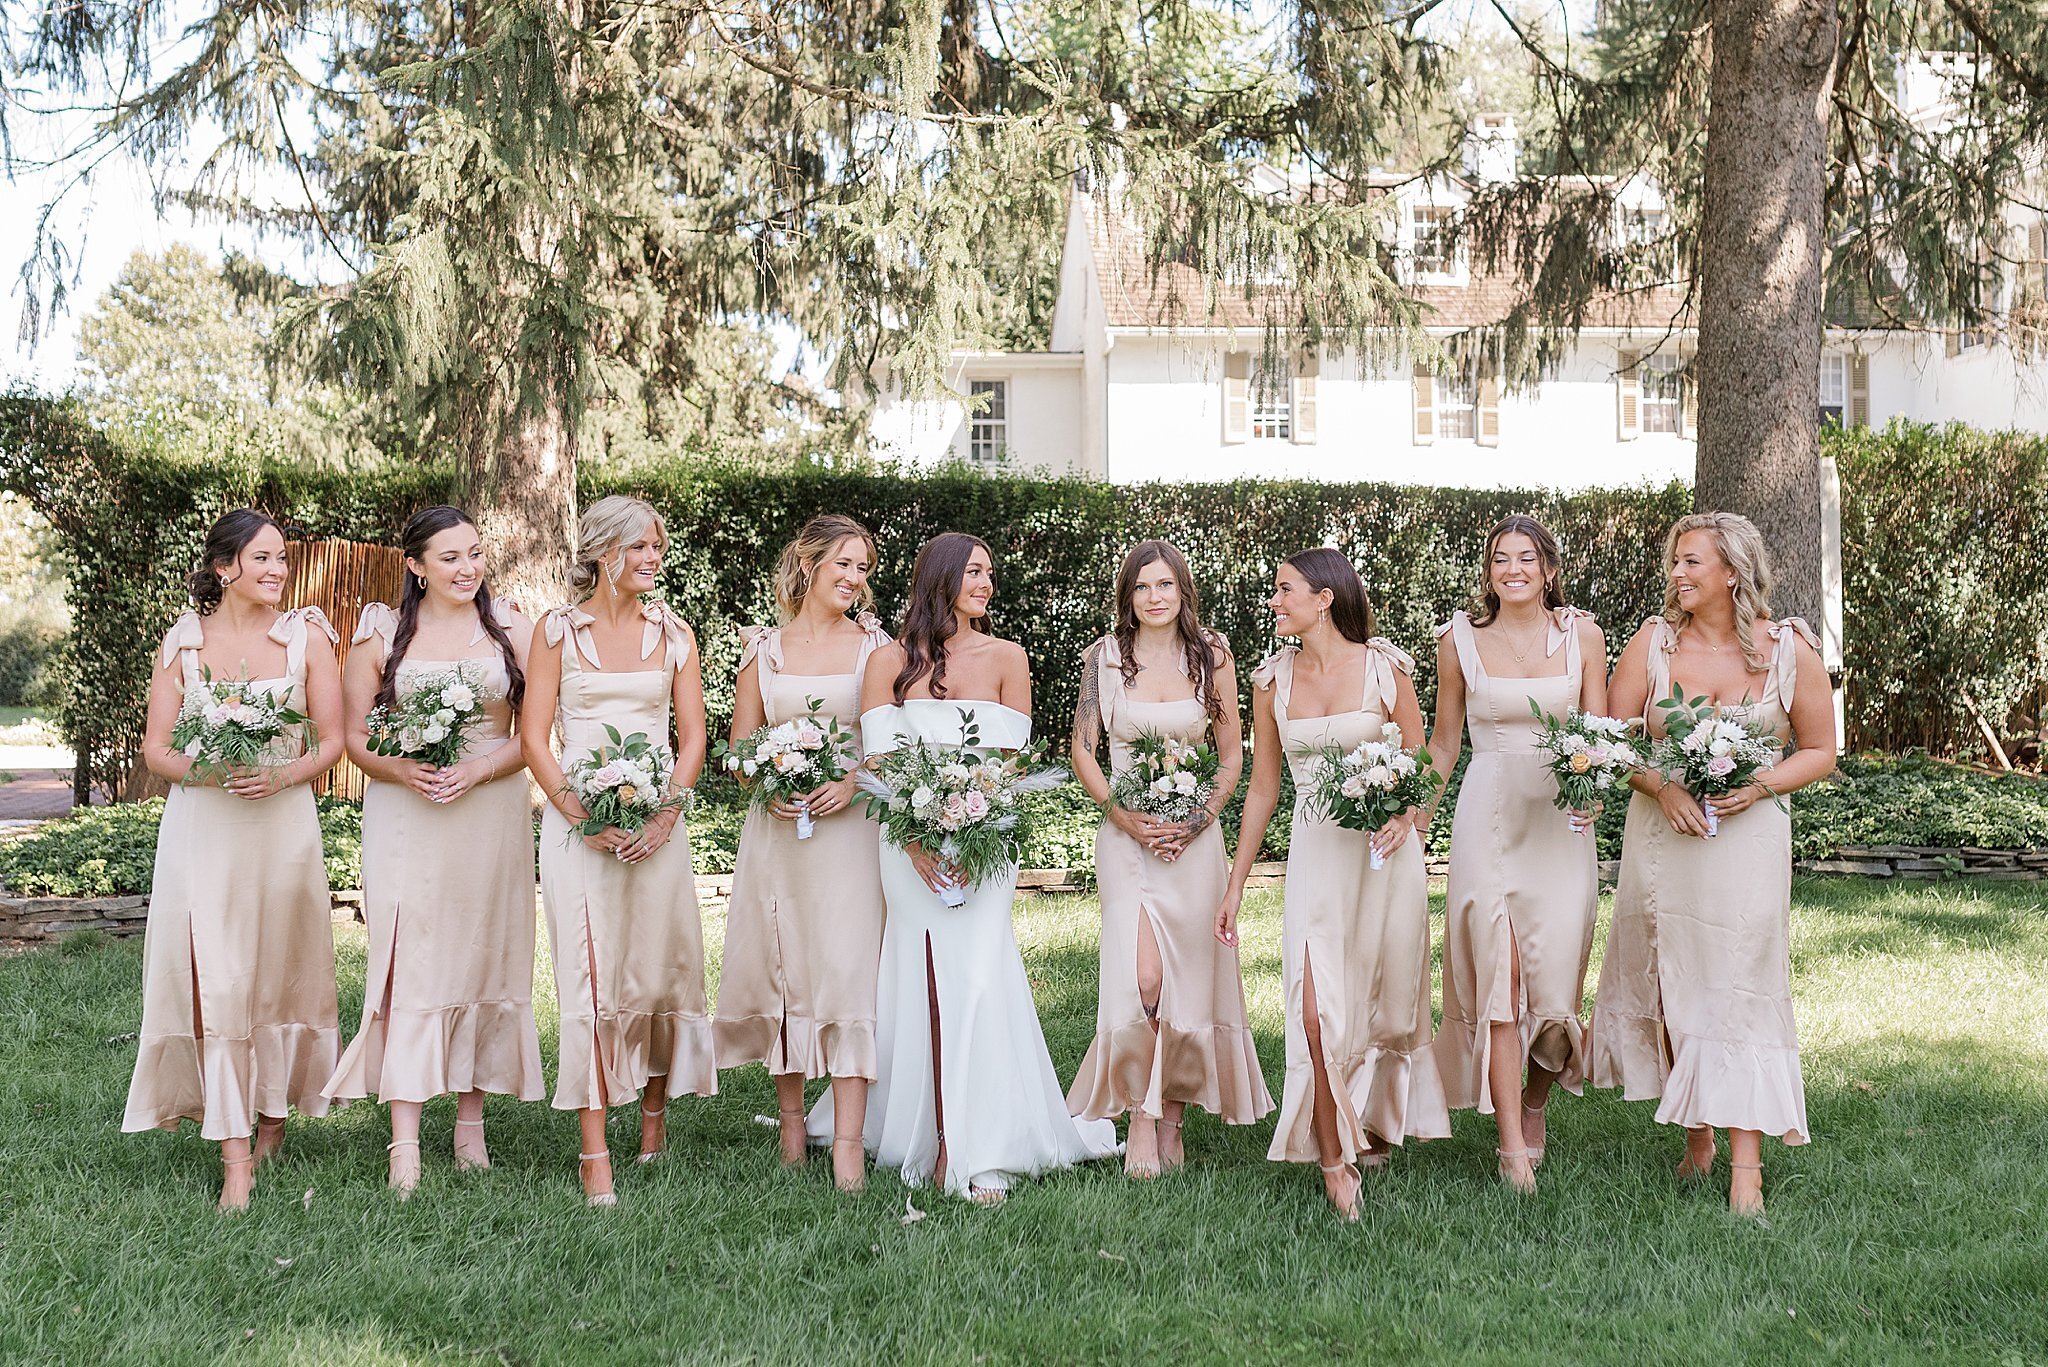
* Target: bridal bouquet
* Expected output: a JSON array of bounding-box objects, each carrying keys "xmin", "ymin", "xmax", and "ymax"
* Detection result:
[
  {"xmin": 562, "ymin": 726, "xmax": 693, "ymax": 838},
  {"xmin": 855, "ymin": 708, "xmax": 1069, "ymax": 906},
  {"xmin": 364, "ymin": 662, "xmax": 497, "ymax": 770},
  {"xmin": 1529, "ymin": 702, "xmax": 1640, "ymax": 831},
  {"xmin": 171, "ymin": 668, "xmax": 315, "ymax": 785},
  {"xmin": 1109, "ymin": 730, "xmax": 1220, "ymax": 824},
  {"xmin": 1646, "ymin": 686, "xmax": 1783, "ymax": 836},
  {"xmin": 714, "ymin": 699, "xmax": 859, "ymax": 839},
  {"xmin": 1297, "ymin": 722, "xmax": 1443, "ymax": 869}
]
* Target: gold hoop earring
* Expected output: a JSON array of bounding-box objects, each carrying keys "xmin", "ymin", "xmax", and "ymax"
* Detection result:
[{"xmin": 417, "ymin": 574, "xmax": 427, "ymax": 592}]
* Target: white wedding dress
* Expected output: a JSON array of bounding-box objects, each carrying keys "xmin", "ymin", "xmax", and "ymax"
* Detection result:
[{"xmin": 810, "ymin": 699, "xmax": 1119, "ymax": 1195}]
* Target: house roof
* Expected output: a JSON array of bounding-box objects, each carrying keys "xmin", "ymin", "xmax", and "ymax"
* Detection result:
[{"xmin": 1078, "ymin": 190, "xmax": 1893, "ymax": 336}]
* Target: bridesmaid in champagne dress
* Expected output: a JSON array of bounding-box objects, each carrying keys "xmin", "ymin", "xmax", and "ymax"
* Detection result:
[
  {"xmin": 1590, "ymin": 512, "xmax": 1836, "ymax": 1219},
  {"xmin": 124, "ymin": 510, "xmax": 345, "ymax": 1212},
  {"xmin": 811, "ymin": 532, "xmax": 1118, "ymax": 1204},
  {"xmin": 521, "ymin": 495, "xmax": 716, "ymax": 1207},
  {"xmin": 323, "ymin": 506, "xmax": 544, "ymax": 1195},
  {"xmin": 715, "ymin": 514, "xmax": 890, "ymax": 1193},
  {"xmin": 1218, "ymin": 548, "xmax": 1449, "ymax": 1221},
  {"xmin": 1066, "ymin": 541, "xmax": 1272, "ymax": 1176},
  {"xmin": 1427, "ymin": 515, "xmax": 1608, "ymax": 1194}
]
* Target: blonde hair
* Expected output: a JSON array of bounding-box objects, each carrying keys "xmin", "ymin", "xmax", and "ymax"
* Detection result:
[
  {"xmin": 773, "ymin": 514, "xmax": 878, "ymax": 623},
  {"xmin": 1661, "ymin": 511, "xmax": 1773, "ymax": 671},
  {"xmin": 569, "ymin": 495, "xmax": 668, "ymax": 599}
]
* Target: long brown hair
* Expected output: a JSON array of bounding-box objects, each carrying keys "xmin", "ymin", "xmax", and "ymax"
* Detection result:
[
  {"xmin": 1112, "ymin": 540, "xmax": 1223, "ymax": 721},
  {"xmin": 892, "ymin": 532, "xmax": 992, "ymax": 703},
  {"xmin": 1283, "ymin": 547, "xmax": 1377, "ymax": 644},
  {"xmin": 378, "ymin": 506, "xmax": 526, "ymax": 711},
  {"xmin": 1470, "ymin": 514, "xmax": 1567, "ymax": 627}
]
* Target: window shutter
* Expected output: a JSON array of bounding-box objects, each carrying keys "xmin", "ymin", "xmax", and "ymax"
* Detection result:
[
  {"xmin": 1411, "ymin": 364, "xmax": 1435, "ymax": 445},
  {"xmin": 1616, "ymin": 348, "xmax": 1639, "ymax": 441},
  {"xmin": 1222, "ymin": 352, "xmax": 1250, "ymax": 445},
  {"xmin": 1848, "ymin": 351, "xmax": 1870, "ymax": 428},
  {"xmin": 2030, "ymin": 221, "xmax": 2047, "ymax": 299},
  {"xmin": 1679, "ymin": 349, "xmax": 1698, "ymax": 437},
  {"xmin": 1476, "ymin": 374, "xmax": 1500, "ymax": 447},
  {"xmin": 1291, "ymin": 351, "xmax": 1319, "ymax": 445}
]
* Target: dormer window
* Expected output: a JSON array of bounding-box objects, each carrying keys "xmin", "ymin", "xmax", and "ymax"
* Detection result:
[{"xmin": 1410, "ymin": 205, "xmax": 1462, "ymax": 281}]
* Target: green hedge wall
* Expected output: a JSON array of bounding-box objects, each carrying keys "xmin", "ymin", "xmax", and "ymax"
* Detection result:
[{"xmin": 4, "ymin": 391, "xmax": 2043, "ymax": 799}]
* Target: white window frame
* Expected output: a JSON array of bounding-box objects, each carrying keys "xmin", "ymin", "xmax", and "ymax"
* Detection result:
[
  {"xmin": 1639, "ymin": 353, "xmax": 1683, "ymax": 434},
  {"xmin": 967, "ymin": 378, "xmax": 1008, "ymax": 465},
  {"xmin": 1408, "ymin": 204, "xmax": 1465, "ymax": 283},
  {"xmin": 1436, "ymin": 360, "xmax": 1478, "ymax": 440},
  {"xmin": 1250, "ymin": 355, "xmax": 1293, "ymax": 441},
  {"xmin": 1619, "ymin": 205, "xmax": 1676, "ymax": 284},
  {"xmin": 1819, "ymin": 354, "xmax": 1847, "ymax": 426}
]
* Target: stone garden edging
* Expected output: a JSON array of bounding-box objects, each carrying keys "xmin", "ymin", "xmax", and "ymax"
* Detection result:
[{"xmin": 5, "ymin": 846, "xmax": 2042, "ymax": 945}]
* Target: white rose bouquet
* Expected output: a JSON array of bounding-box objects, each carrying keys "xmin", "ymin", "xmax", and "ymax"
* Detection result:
[
  {"xmin": 854, "ymin": 708, "xmax": 1069, "ymax": 906},
  {"xmin": 170, "ymin": 668, "xmax": 316, "ymax": 786},
  {"xmin": 1529, "ymin": 702, "xmax": 1641, "ymax": 832},
  {"xmin": 562, "ymin": 725, "xmax": 694, "ymax": 838},
  {"xmin": 1109, "ymin": 729, "xmax": 1220, "ymax": 824},
  {"xmin": 1646, "ymin": 686, "xmax": 1784, "ymax": 836},
  {"xmin": 364, "ymin": 662, "xmax": 498, "ymax": 770},
  {"xmin": 1297, "ymin": 721, "xmax": 1444, "ymax": 869},
  {"xmin": 713, "ymin": 697, "xmax": 859, "ymax": 839}
]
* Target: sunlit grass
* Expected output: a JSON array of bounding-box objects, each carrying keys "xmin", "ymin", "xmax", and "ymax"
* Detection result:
[{"xmin": 2, "ymin": 877, "xmax": 2044, "ymax": 1363}]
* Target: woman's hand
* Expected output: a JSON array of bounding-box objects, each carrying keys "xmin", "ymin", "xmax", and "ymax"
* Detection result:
[
  {"xmin": 1109, "ymin": 805, "xmax": 1180, "ymax": 858},
  {"xmin": 1568, "ymin": 801, "xmax": 1603, "ymax": 834},
  {"xmin": 1214, "ymin": 886, "xmax": 1243, "ymax": 948},
  {"xmin": 1655, "ymin": 781, "xmax": 1711, "ymax": 838},
  {"xmin": 1370, "ymin": 809, "xmax": 1420, "ymax": 863},
  {"xmin": 1707, "ymin": 784, "xmax": 1768, "ymax": 820},
  {"xmin": 906, "ymin": 842, "xmax": 959, "ymax": 894},
  {"xmin": 800, "ymin": 774, "xmax": 862, "ymax": 820},
  {"xmin": 617, "ymin": 808, "xmax": 678, "ymax": 865},
  {"xmin": 427, "ymin": 756, "xmax": 491, "ymax": 804},
  {"xmin": 225, "ymin": 764, "xmax": 290, "ymax": 801}
]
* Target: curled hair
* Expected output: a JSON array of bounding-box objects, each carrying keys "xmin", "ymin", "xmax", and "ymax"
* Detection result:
[
  {"xmin": 1470, "ymin": 514, "xmax": 1568, "ymax": 627},
  {"xmin": 187, "ymin": 508, "xmax": 284, "ymax": 616},
  {"xmin": 1661, "ymin": 511, "xmax": 1774, "ymax": 672},
  {"xmin": 1112, "ymin": 540, "xmax": 1224, "ymax": 721},
  {"xmin": 377, "ymin": 505, "xmax": 526, "ymax": 712},
  {"xmin": 893, "ymin": 531, "xmax": 992, "ymax": 703},
  {"xmin": 1282, "ymin": 547, "xmax": 1377, "ymax": 645},
  {"xmin": 568, "ymin": 495, "xmax": 667, "ymax": 600},
  {"xmin": 773, "ymin": 514, "xmax": 877, "ymax": 623}
]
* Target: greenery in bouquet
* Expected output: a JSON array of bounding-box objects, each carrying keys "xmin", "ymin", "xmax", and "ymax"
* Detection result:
[
  {"xmin": 364, "ymin": 662, "xmax": 497, "ymax": 769},
  {"xmin": 561, "ymin": 725, "xmax": 693, "ymax": 838},
  {"xmin": 169, "ymin": 666, "xmax": 314, "ymax": 785},
  {"xmin": 1109, "ymin": 729, "xmax": 1220, "ymax": 824}
]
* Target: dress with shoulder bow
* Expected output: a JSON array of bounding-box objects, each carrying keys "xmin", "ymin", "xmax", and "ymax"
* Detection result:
[
  {"xmin": 124, "ymin": 607, "xmax": 342, "ymax": 1139},
  {"xmin": 324, "ymin": 600, "xmax": 545, "ymax": 1106},
  {"xmin": 1254, "ymin": 639, "xmax": 1451, "ymax": 1164},
  {"xmin": 714, "ymin": 614, "xmax": 891, "ymax": 1080},
  {"xmin": 536, "ymin": 599, "xmax": 717, "ymax": 1110},
  {"xmin": 1589, "ymin": 616, "xmax": 1817, "ymax": 1143}
]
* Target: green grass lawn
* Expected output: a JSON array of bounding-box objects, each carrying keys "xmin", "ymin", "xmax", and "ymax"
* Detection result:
[{"xmin": 3, "ymin": 877, "xmax": 2046, "ymax": 1364}]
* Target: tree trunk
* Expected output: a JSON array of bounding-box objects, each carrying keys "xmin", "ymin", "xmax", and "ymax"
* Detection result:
[
  {"xmin": 471, "ymin": 398, "xmax": 576, "ymax": 616},
  {"xmin": 1694, "ymin": 0, "xmax": 1839, "ymax": 625}
]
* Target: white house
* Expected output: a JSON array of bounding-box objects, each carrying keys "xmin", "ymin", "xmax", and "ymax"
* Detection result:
[{"xmin": 870, "ymin": 114, "xmax": 2048, "ymax": 488}]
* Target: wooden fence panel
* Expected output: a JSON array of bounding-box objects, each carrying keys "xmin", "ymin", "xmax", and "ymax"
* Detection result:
[{"xmin": 288, "ymin": 539, "xmax": 406, "ymax": 801}]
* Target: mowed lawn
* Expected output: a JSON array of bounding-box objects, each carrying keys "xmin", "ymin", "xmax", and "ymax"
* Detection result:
[{"xmin": 3, "ymin": 877, "xmax": 2045, "ymax": 1365}]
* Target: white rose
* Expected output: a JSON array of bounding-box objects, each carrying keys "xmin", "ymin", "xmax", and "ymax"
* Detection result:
[
  {"xmin": 433, "ymin": 708, "xmax": 456, "ymax": 726},
  {"xmin": 1364, "ymin": 764, "xmax": 1393, "ymax": 788},
  {"xmin": 443, "ymin": 684, "xmax": 476, "ymax": 712},
  {"xmin": 1174, "ymin": 771, "xmax": 1198, "ymax": 794},
  {"xmin": 742, "ymin": 759, "xmax": 759, "ymax": 778},
  {"xmin": 1708, "ymin": 736, "xmax": 1734, "ymax": 757},
  {"xmin": 911, "ymin": 784, "xmax": 938, "ymax": 813},
  {"xmin": 422, "ymin": 724, "xmax": 448, "ymax": 744},
  {"xmin": 1151, "ymin": 776, "xmax": 1174, "ymax": 796}
]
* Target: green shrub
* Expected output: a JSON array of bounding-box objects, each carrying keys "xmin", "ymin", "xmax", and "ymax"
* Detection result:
[
  {"xmin": 0, "ymin": 617, "xmax": 63, "ymax": 707},
  {"xmin": 7, "ymin": 754, "xmax": 2036, "ymax": 899}
]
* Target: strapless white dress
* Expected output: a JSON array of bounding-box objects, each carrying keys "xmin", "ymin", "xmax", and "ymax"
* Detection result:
[{"xmin": 810, "ymin": 699, "xmax": 1118, "ymax": 1195}]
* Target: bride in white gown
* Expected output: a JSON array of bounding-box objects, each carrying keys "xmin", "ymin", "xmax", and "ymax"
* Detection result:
[{"xmin": 811, "ymin": 532, "xmax": 1117, "ymax": 1201}]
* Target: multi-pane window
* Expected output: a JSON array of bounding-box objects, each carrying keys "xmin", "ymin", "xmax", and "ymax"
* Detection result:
[
  {"xmin": 1251, "ymin": 356, "xmax": 1292, "ymax": 441},
  {"xmin": 1640, "ymin": 353, "xmax": 1683, "ymax": 434},
  {"xmin": 968, "ymin": 379, "xmax": 1007, "ymax": 464},
  {"xmin": 1621, "ymin": 207, "xmax": 1674, "ymax": 282},
  {"xmin": 1437, "ymin": 361, "xmax": 1478, "ymax": 439},
  {"xmin": 1411, "ymin": 206, "xmax": 1456, "ymax": 277},
  {"xmin": 1819, "ymin": 354, "xmax": 1846, "ymax": 426}
]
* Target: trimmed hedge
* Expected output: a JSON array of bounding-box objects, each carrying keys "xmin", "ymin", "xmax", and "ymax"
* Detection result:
[
  {"xmin": 3, "ymin": 394, "xmax": 2043, "ymax": 797},
  {"xmin": 3, "ymin": 753, "xmax": 2041, "ymax": 898}
]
